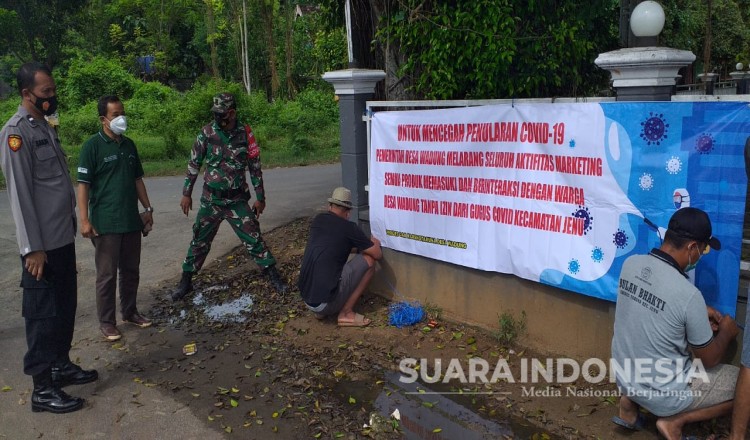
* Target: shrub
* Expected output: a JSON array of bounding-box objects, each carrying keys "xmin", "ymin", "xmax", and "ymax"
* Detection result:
[
  {"xmin": 0, "ymin": 96, "xmax": 19, "ymax": 123},
  {"xmin": 180, "ymin": 79, "xmax": 246, "ymax": 132},
  {"xmin": 125, "ymin": 96, "xmax": 174, "ymax": 133},
  {"xmin": 125, "ymin": 84, "xmax": 181, "ymax": 133},
  {"xmin": 245, "ymin": 91, "xmax": 272, "ymax": 125},
  {"xmin": 162, "ymin": 121, "xmax": 191, "ymax": 159},
  {"xmin": 132, "ymin": 81, "xmax": 179, "ymax": 103},
  {"xmin": 296, "ymin": 87, "xmax": 338, "ymax": 123},
  {"xmin": 58, "ymin": 101, "xmax": 100, "ymax": 146},
  {"xmin": 60, "ymin": 57, "xmax": 138, "ymax": 107},
  {"xmin": 288, "ymin": 131, "xmax": 314, "ymax": 157},
  {"xmin": 276, "ymin": 100, "xmax": 304, "ymax": 131},
  {"xmin": 267, "ymin": 87, "xmax": 339, "ymax": 135}
]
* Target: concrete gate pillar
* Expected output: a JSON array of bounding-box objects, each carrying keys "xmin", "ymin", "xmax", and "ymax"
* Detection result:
[
  {"xmin": 323, "ymin": 69, "xmax": 386, "ymax": 223},
  {"xmin": 730, "ymin": 66, "xmax": 750, "ymax": 95},
  {"xmin": 595, "ymin": 47, "xmax": 695, "ymax": 101},
  {"xmin": 698, "ymin": 72, "xmax": 719, "ymax": 95},
  {"xmin": 596, "ymin": 1, "xmax": 694, "ymax": 101}
]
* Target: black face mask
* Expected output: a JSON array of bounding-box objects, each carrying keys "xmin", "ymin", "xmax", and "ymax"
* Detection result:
[
  {"xmin": 214, "ymin": 113, "xmax": 230, "ymax": 128},
  {"xmin": 31, "ymin": 92, "xmax": 58, "ymax": 116}
]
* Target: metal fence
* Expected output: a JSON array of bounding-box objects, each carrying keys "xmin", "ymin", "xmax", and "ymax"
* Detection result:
[{"xmin": 675, "ymin": 80, "xmax": 740, "ymax": 96}]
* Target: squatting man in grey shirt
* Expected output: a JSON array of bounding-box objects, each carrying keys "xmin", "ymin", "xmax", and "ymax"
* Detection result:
[{"xmin": 610, "ymin": 207, "xmax": 739, "ymax": 440}]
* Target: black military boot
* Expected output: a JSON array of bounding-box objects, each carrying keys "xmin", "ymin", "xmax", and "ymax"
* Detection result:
[
  {"xmin": 171, "ymin": 271, "xmax": 194, "ymax": 301},
  {"xmin": 31, "ymin": 369, "xmax": 84, "ymax": 414},
  {"xmin": 51, "ymin": 362, "xmax": 98, "ymax": 387},
  {"xmin": 263, "ymin": 265, "xmax": 289, "ymax": 294}
]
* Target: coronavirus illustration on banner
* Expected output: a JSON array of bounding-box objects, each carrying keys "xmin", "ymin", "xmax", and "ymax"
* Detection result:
[{"xmin": 369, "ymin": 102, "xmax": 750, "ymax": 315}]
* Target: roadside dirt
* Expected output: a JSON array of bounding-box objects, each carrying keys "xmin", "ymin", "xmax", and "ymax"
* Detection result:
[{"xmin": 125, "ymin": 217, "xmax": 732, "ymax": 439}]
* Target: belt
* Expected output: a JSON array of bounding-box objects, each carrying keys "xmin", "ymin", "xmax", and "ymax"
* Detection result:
[{"xmin": 206, "ymin": 186, "xmax": 246, "ymax": 199}]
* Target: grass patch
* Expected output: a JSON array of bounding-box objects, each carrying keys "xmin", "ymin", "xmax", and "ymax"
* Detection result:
[
  {"xmin": 423, "ymin": 302, "xmax": 443, "ymax": 321},
  {"xmin": 2, "ymin": 125, "xmax": 341, "ymax": 191},
  {"xmin": 1, "ymin": 86, "xmax": 342, "ymax": 190},
  {"xmin": 142, "ymin": 158, "xmax": 191, "ymax": 178},
  {"xmin": 494, "ymin": 311, "xmax": 527, "ymax": 347},
  {"xmin": 264, "ymin": 126, "xmax": 341, "ymax": 167}
]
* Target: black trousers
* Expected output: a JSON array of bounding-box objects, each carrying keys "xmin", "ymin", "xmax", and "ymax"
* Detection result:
[{"xmin": 21, "ymin": 243, "xmax": 77, "ymax": 377}]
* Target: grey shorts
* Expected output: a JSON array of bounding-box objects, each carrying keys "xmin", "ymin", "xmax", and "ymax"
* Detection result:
[
  {"xmin": 307, "ymin": 254, "xmax": 370, "ymax": 316},
  {"xmin": 686, "ymin": 363, "xmax": 738, "ymax": 410}
]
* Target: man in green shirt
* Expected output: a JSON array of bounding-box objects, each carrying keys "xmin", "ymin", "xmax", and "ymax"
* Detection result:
[{"xmin": 77, "ymin": 95, "xmax": 154, "ymax": 341}]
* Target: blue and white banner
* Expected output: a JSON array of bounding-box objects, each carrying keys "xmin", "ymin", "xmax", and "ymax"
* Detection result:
[{"xmin": 369, "ymin": 102, "xmax": 750, "ymax": 315}]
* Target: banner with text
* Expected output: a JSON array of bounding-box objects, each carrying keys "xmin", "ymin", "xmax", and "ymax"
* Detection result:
[{"xmin": 369, "ymin": 102, "xmax": 750, "ymax": 315}]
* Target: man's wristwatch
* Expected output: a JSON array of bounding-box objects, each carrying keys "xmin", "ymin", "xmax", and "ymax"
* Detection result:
[{"xmin": 144, "ymin": 207, "xmax": 154, "ymax": 213}]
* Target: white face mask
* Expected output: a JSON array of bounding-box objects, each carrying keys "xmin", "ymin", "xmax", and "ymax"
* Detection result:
[
  {"xmin": 685, "ymin": 244, "xmax": 703, "ymax": 272},
  {"xmin": 108, "ymin": 115, "xmax": 127, "ymax": 135}
]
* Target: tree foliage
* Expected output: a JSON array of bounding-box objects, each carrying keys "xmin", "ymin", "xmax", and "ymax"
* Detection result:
[
  {"xmin": 376, "ymin": 0, "xmax": 618, "ymax": 99},
  {"xmin": 60, "ymin": 57, "xmax": 137, "ymax": 107},
  {"xmin": 660, "ymin": 0, "xmax": 750, "ymax": 73},
  {"xmin": 710, "ymin": 0, "xmax": 750, "ymax": 68},
  {"xmin": 0, "ymin": 0, "xmax": 87, "ymax": 68},
  {"xmin": 1, "ymin": 0, "xmax": 750, "ymax": 100}
]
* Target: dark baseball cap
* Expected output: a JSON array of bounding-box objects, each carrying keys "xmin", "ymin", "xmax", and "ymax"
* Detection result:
[
  {"xmin": 667, "ymin": 207, "xmax": 721, "ymax": 250},
  {"xmin": 211, "ymin": 93, "xmax": 236, "ymax": 114}
]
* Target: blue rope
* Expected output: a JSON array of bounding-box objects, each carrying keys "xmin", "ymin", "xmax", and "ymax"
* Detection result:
[
  {"xmin": 384, "ymin": 279, "xmax": 424, "ymax": 328},
  {"xmin": 388, "ymin": 301, "xmax": 424, "ymax": 328}
]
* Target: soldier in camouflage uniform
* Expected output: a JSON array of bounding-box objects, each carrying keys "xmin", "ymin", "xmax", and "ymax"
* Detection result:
[{"xmin": 172, "ymin": 93, "xmax": 288, "ymax": 301}]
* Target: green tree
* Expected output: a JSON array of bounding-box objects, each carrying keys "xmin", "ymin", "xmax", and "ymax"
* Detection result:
[
  {"xmin": 0, "ymin": 9, "xmax": 24, "ymax": 62},
  {"xmin": 661, "ymin": 0, "xmax": 706, "ymax": 56},
  {"xmin": 661, "ymin": 0, "xmax": 750, "ymax": 77},
  {"xmin": 204, "ymin": 0, "xmax": 228, "ymax": 78},
  {"xmin": 259, "ymin": 0, "xmax": 282, "ymax": 99},
  {"xmin": 105, "ymin": 0, "xmax": 202, "ymax": 80},
  {"xmin": 711, "ymin": 0, "xmax": 750, "ymax": 70},
  {"xmin": 0, "ymin": 0, "xmax": 87, "ymax": 67},
  {"xmin": 376, "ymin": 0, "xmax": 618, "ymax": 99}
]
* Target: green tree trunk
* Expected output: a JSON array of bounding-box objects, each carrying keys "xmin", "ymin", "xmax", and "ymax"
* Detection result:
[{"xmin": 285, "ymin": 0, "xmax": 296, "ymax": 98}]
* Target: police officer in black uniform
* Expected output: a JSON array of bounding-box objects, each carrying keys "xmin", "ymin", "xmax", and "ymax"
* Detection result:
[{"xmin": 0, "ymin": 62, "xmax": 98, "ymax": 414}]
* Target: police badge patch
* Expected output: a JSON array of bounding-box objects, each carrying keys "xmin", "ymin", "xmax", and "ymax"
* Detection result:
[{"xmin": 8, "ymin": 134, "xmax": 22, "ymax": 152}]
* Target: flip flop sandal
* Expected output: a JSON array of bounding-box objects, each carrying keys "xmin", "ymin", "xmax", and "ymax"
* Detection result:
[
  {"xmin": 611, "ymin": 412, "xmax": 646, "ymax": 431},
  {"xmin": 338, "ymin": 313, "xmax": 371, "ymax": 327}
]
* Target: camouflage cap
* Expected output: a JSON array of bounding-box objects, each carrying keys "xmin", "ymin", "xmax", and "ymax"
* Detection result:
[{"xmin": 211, "ymin": 93, "xmax": 236, "ymax": 114}]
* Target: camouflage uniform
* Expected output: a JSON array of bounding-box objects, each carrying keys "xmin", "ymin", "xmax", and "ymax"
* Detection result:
[{"xmin": 181, "ymin": 105, "xmax": 276, "ymax": 273}]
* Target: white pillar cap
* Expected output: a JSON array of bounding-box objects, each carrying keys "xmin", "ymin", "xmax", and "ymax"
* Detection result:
[{"xmin": 322, "ymin": 69, "xmax": 386, "ymax": 95}]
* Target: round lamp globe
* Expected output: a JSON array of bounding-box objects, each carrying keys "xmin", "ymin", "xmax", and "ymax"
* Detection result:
[{"xmin": 630, "ymin": 1, "xmax": 666, "ymax": 37}]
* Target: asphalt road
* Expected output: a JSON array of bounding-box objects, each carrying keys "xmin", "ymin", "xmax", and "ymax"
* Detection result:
[{"xmin": 0, "ymin": 163, "xmax": 340, "ymax": 439}]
